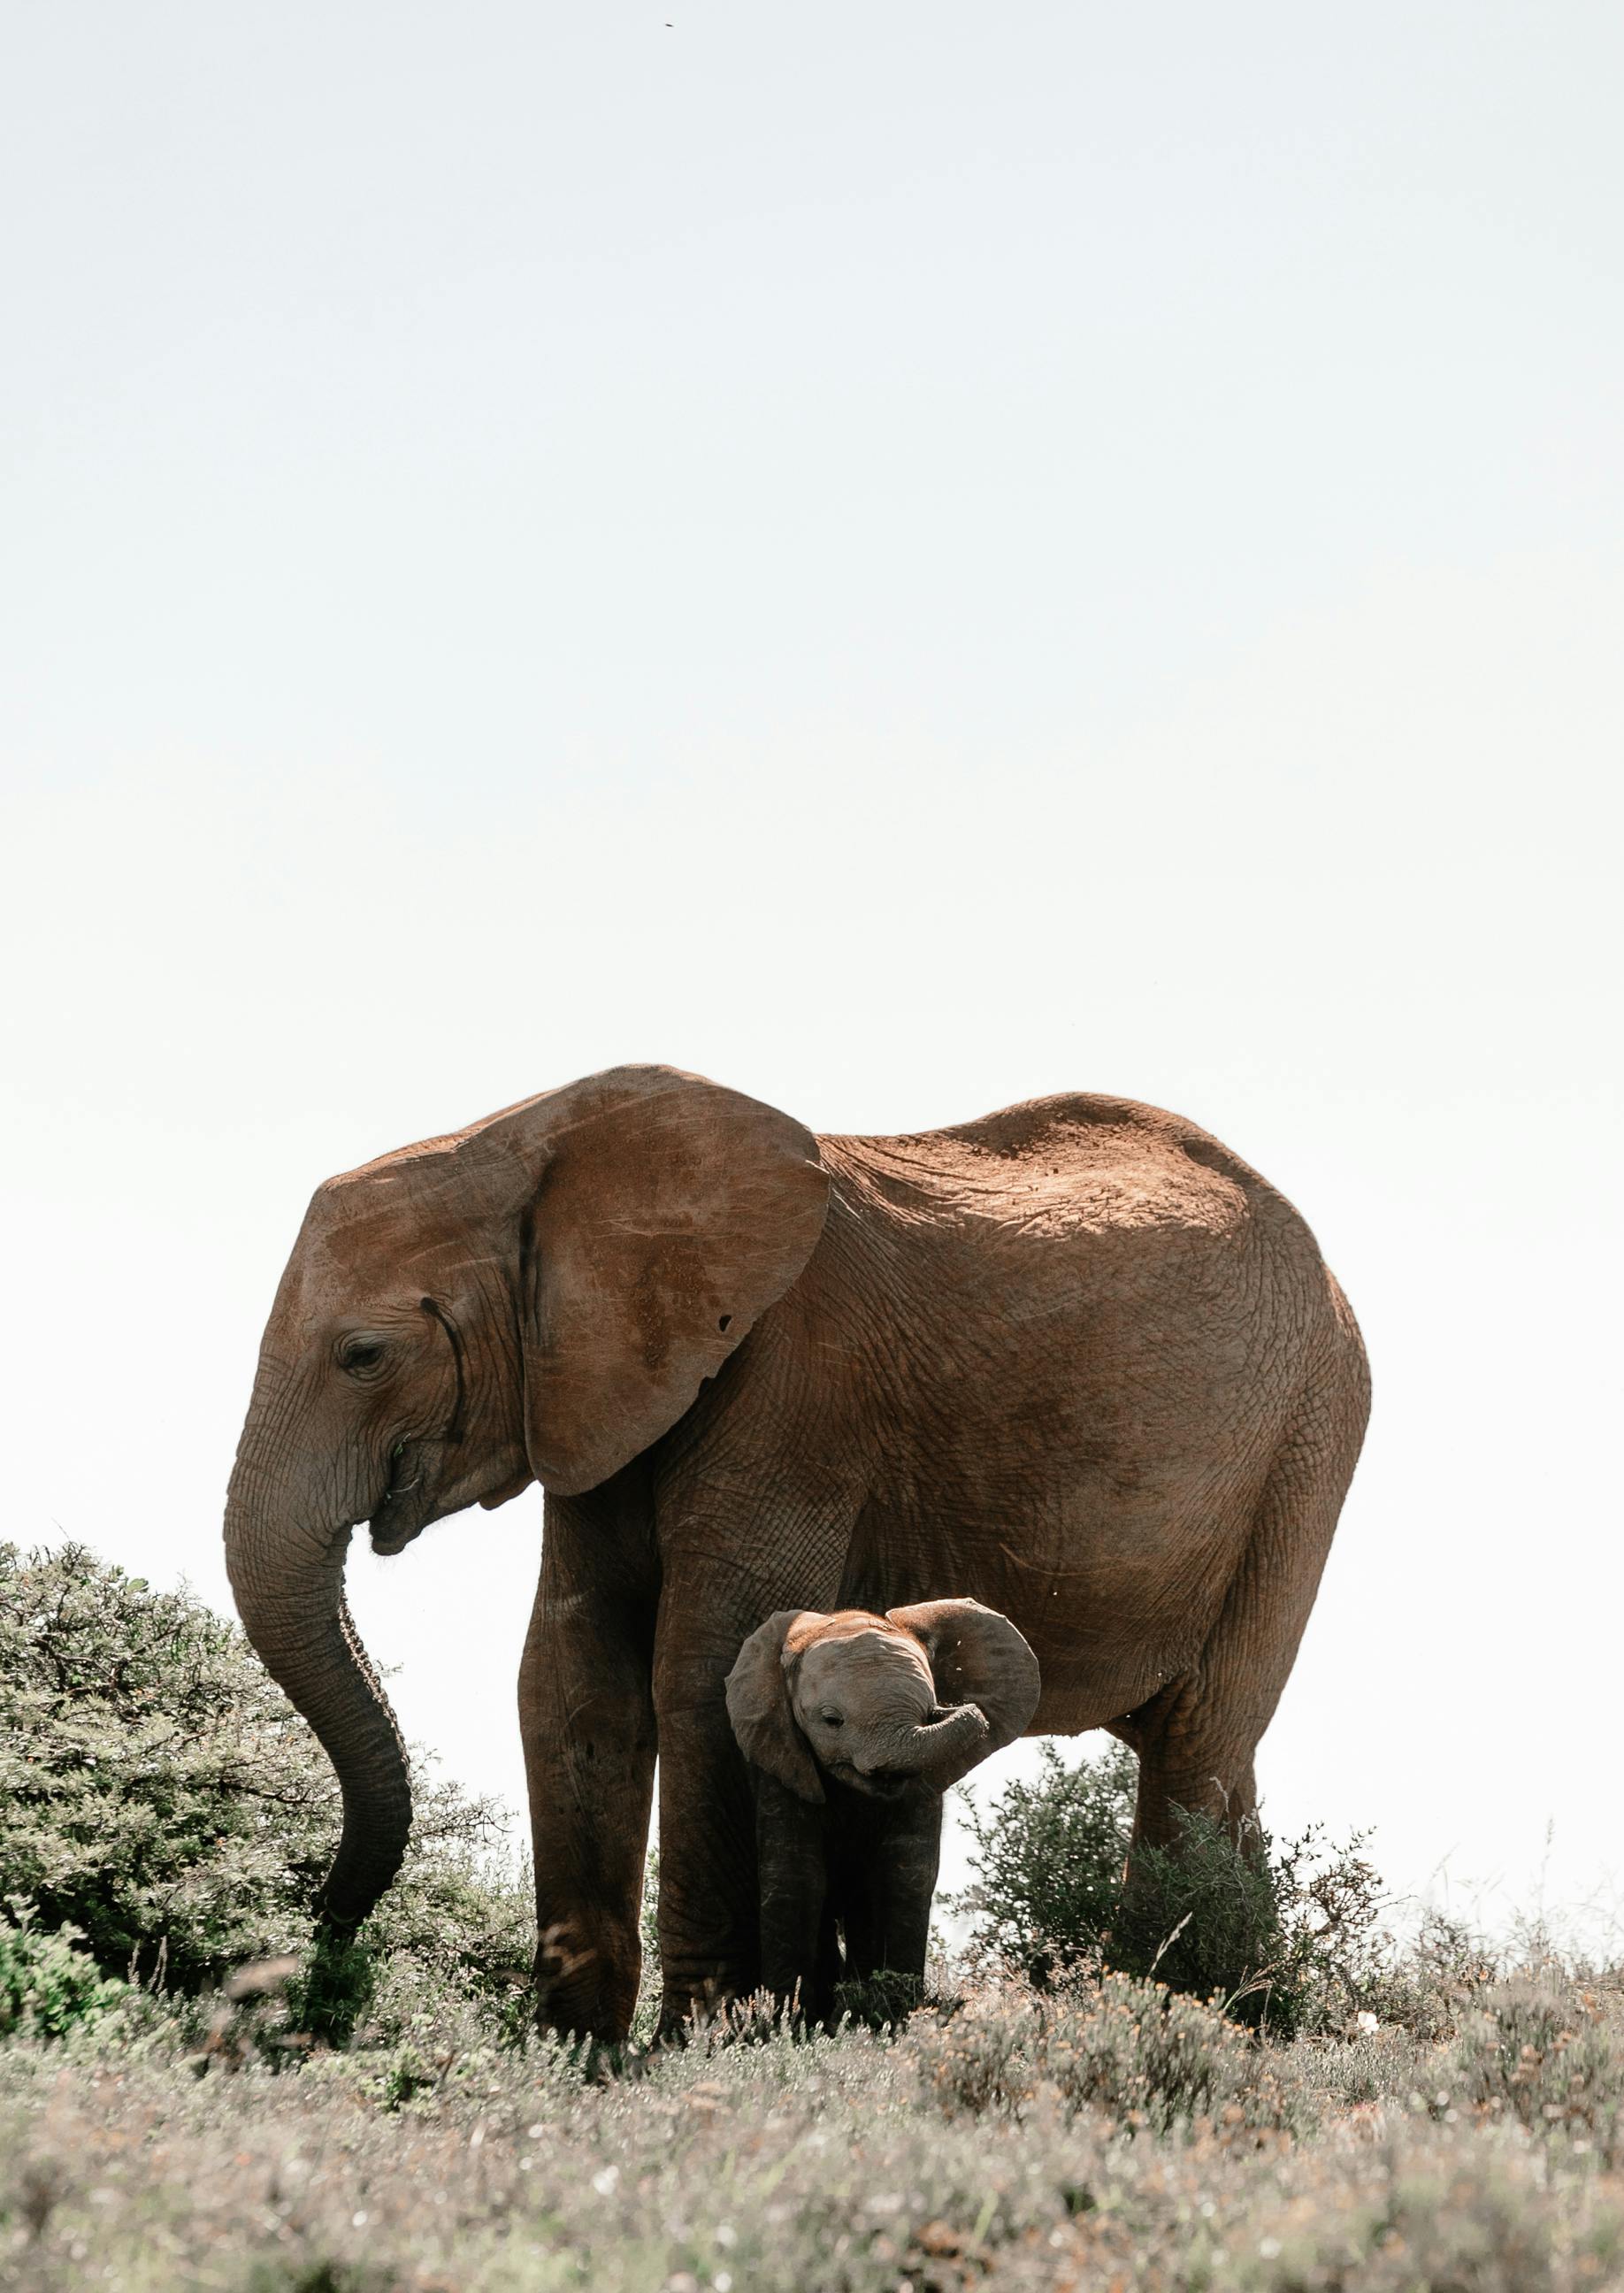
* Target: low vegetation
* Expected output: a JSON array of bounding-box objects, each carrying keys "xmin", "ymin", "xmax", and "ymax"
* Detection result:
[
  {"xmin": 951, "ymin": 1737, "xmax": 1450, "ymax": 2038},
  {"xmin": 10, "ymin": 1954, "xmax": 1624, "ymax": 2292},
  {"xmin": 0, "ymin": 1542, "xmax": 533, "ymax": 2041},
  {"xmin": 4, "ymin": 1543, "xmax": 1615, "ymax": 2290}
]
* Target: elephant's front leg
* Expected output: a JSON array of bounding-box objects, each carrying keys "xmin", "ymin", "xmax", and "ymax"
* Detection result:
[
  {"xmin": 835, "ymin": 1786, "xmax": 943, "ymax": 1990},
  {"xmin": 519, "ymin": 1493, "xmax": 657, "ymax": 2042}
]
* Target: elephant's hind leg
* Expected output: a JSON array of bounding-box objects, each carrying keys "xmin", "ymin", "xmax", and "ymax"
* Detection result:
[{"xmin": 1122, "ymin": 1308, "xmax": 1370, "ymax": 1863}]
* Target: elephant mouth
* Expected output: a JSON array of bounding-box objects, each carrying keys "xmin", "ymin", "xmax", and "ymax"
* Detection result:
[
  {"xmin": 369, "ymin": 1443, "xmax": 433, "ymax": 1555},
  {"xmin": 369, "ymin": 1517, "xmax": 424, "ymax": 1557},
  {"xmin": 831, "ymin": 1767, "xmax": 913, "ymax": 1804}
]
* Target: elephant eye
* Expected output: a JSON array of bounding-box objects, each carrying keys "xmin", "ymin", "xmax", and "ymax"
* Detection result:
[
  {"xmin": 820, "ymin": 1713, "xmax": 844, "ymax": 1729},
  {"xmin": 338, "ymin": 1337, "xmax": 387, "ymax": 1375}
]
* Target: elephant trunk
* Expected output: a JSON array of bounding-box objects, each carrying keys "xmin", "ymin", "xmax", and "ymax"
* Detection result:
[
  {"xmin": 898, "ymin": 1701, "xmax": 992, "ymax": 1794},
  {"xmin": 224, "ymin": 1430, "xmax": 411, "ymax": 1934}
]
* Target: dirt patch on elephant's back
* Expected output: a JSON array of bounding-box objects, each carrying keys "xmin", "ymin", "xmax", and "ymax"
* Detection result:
[{"xmin": 825, "ymin": 1096, "xmax": 1254, "ymax": 1239}]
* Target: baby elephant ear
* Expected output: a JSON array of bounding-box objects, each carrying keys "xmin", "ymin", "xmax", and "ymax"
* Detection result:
[
  {"xmin": 725, "ymin": 1612, "xmax": 826, "ymax": 1804},
  {"xmin": 885, "ymin": 1599, "xmax": 1041, "ymax": 1754}
]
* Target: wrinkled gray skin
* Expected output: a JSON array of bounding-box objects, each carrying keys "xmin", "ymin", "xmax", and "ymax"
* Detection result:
[
  {"xmin": 726, "ymin": 1602, "xmax": 1041, "ymax": 2014},
  {"xmin": 224, "ymin": 1063, "xmax": 1368, "ymax": 2041}
]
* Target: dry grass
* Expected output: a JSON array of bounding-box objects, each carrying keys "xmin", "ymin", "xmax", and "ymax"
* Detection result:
[{"xmin": 6, "ymin": 1961, "xmax": 1624, "ymax": 2292}]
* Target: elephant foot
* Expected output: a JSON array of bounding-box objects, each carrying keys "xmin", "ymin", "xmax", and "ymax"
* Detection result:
[{"xmin": 531, "ymin": 1919, "xmax": 640, "ymax": 2049}]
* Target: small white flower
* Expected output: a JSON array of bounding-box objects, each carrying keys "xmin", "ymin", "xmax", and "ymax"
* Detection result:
[
  {"xmin": 592, "ymin": 2165, "xmax": 620, "ymax": 2197},
  {"xmin": 1259, "ymin": 2236, "xmax": 1282, "ymax": 2258},
  {"xmin": 352, "ymin": 2211, "xmax": 368, "ymax": 2228},
  {"xmin": 1356, "ymin": 2011, "xmax": 1379, "ymax": 2034},
  {"xmin": 527, "ymin": 2122, "xmax": 545, "ymax": 2138},
  {"xmin": 716, "ymin": 2224, "xmax": 738, "ymax": 2248},
  {"xmin": 716, "ymin": 2276, "xmax": 734, "ymax": 2292}
]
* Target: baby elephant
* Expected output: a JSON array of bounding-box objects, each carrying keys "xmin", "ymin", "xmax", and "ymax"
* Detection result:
[{"xmin": 725, "ymin": 1599, "xmax": 1040, "ymax": 2017}]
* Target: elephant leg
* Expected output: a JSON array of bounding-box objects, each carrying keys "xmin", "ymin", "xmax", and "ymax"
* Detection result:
[
  {"xmin": 651, "ymin": 1557, "xmax": 806, "ymax": 2031},
  {"xmin": 1122, "ymin": 1344, "xmax": 1367, "ymax": 1867},
  {"xmin": 649, "ymin": 1491, "xmax": 859, "ymax": 2033},
  {"xmin": 653, "ymin": 1687, "xmax": 761, "ymax": 2031},
  {"xmin": 874, "ymin": 1790, "xmax": 943, "ymax": 1982},
  {"xmin": 815, "ymin": 1895, "xmax": 846, "ymax": 2015},
  {"xmin": 518, "ymin": 1493, "xmax": 657, "ymax": 2042},
  {"xmin": 1119, "ymin": 1679, "xmax": 1260, "ymax": 1859},
  {"xmin": 829, "ymin": 1808, "xmax": 875, "ymax": 1980},
  {"xmin": 752, "ymin": 1774, "xmax": 831, "ymax": 2021},
  {"xmin": 835, "ymin": 1790, "xmax": 940, "ymax": 1987}
]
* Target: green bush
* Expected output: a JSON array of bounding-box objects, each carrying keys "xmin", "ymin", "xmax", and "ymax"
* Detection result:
[
  {"xmin": 0, "ymin": 1542, "xmax": 532, "ymax": 2031},
  {"xmin": 1112, "ymin": 1806, "xmax": 1291, "ymax": 2012},
  {"xmin": 954, "ymin": 1739, "xmax": 1388, "ymax": 2034},
  {"xmin": 1109, "ymin": 1807, "xmax": 1375, "ymax": 2034},
  {"xmin": 954, "ymin": 1739, "xmax": 1136, "ymax": 1983},
  {"xmin": 0, "ymin": 1906, "xmax": 126, "ymax": 2042}
]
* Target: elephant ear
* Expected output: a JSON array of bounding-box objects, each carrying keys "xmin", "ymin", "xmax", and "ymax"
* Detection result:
[
  {"xmin": 482, "ymin": 1066, "xmax": 829, "ymax": 1497},
  {"xmin": 725, "ymin": 1611, "xmax": 826, "ymax": 1803},
  {"xmin": 886, "ymin": 1599, "xmax": 1041, "ymax": 1753}
]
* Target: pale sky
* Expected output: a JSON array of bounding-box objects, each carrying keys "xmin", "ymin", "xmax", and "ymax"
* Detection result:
[{"xmin": 4, "ymin": 4, "xmax": 1621, "ymax": 1935}]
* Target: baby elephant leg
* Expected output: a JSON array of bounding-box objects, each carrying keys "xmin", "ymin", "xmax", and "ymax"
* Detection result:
[
  {"xmin": 752, "ymin": 1772, "xmax": 831, "ymax": 2020},
  {"xmin": 834, "ymin": 1788, "xmax": 943, "ymax": 1989}
]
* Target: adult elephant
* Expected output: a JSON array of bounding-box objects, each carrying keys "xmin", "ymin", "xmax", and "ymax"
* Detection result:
[{"xmin": 224, "ymin": 1065, "xmax": 1368, "ymax": 2039}]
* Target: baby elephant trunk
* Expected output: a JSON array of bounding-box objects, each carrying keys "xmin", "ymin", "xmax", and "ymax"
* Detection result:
[{"xmin": 902, "ymin": 1701, "xmax": 992, "ymax": 1793}]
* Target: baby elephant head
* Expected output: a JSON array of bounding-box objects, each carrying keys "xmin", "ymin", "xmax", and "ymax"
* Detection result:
[{"xmin": 724, "ymin": 1599, "xmax": 1041, "ymax": 1804}]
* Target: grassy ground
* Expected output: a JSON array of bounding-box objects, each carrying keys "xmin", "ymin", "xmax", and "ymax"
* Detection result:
[
  {"xmin": 6, "ymin": 1959, "xmax": 1624, "ymax": 2292},
  {"xmin": 14, "ymin": 1547, "xmax": 1617, "ymax": 2288}
]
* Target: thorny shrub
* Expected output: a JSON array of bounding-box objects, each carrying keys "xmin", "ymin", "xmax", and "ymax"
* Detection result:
[
  {"xmin": 954, "ymin": 1739, "xmax": 1392, "ymax": 2034},
  {"xmin": 0, "ymin": 1542, "xmax": 532, "ymax": 2036}
]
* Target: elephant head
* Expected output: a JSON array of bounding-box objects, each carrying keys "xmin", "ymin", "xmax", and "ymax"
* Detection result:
[
  {"xmin": 724, "ymin": 1599, "xmax": 1041, "ymax": 1802},
  {"xmin": 224, "ymin": 1065, "xmax": 829, "ymax": 1931}
]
